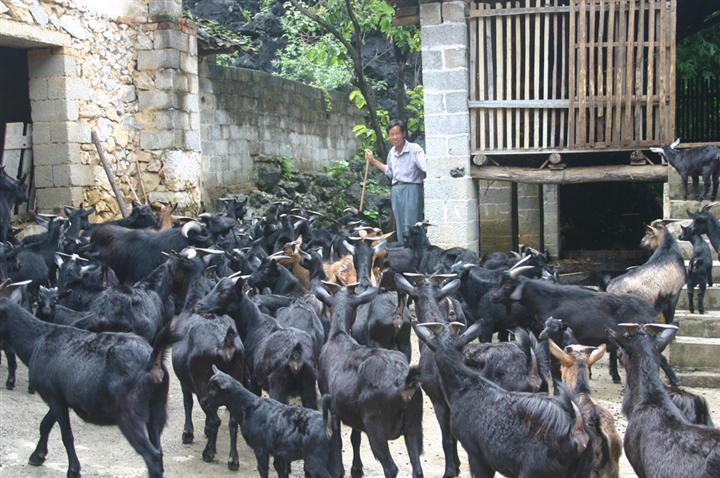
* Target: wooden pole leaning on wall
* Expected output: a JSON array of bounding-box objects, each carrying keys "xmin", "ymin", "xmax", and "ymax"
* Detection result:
[
  {"xmin": 91, "ymin": 130, "xmax": 128, "ymax": 218},
  {"xmin": 359, "ymin": 154, "xmax": 371, "ymax": 211}
]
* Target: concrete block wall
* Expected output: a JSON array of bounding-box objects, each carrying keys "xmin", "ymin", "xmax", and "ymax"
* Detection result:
[
  {"xmin": 421, "ymin": 0, "xmax": 479, "ymax": 251},
  {"xmin": 543, "ymin": 184, "xmax": 560, "ymax": 258},
  {"xmin": 478, "ymin": 180, "xmax": 513, "ymax": 252},
  {"xmin": 518, "ymin": 183, "xmax": 541, "ymax": 248},
  {"xmin": 198, "ymin": 62, "xmax": 362, "ymax": 199}
]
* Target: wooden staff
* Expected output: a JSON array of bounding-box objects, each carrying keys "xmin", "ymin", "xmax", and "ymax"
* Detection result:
[
  {"xmin": 92, "ymin": 130, "xmax": 128, "ymax": 218},
  {"xmin": 359, "ymin": 154, "xmax": 371, "ymax": 211}
]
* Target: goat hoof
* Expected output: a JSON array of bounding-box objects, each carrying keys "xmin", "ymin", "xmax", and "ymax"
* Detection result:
[
  {"xmin": 28, "ymin": 451, "xmax": 47, "ymax": 466},
  {"xmin": 228, "ymin": 459, "xmax": 239, "ymax": 471},
  {"xmin": 181, "ymin": 432, "xmax": 194, "ymax": 444},
  {"xmin": 202, "ymin": 451, "xmax": 215, "ymax": 463},
  {"xmin": 351, "ymin": 465, "xmax": 363, "ymax": 478},
  {"xmin": 28, "ymin": 386, "xmax": 36, "ymax": 394},
  {"xmin": 5, "ymin": 380, "xmax": 15, "ymax": 390},
  {"xmin": 612, "ymin": 377, "xmax": 622, "ymax": 384},
  {"xmin": 67, "ymin": 469, "xmax": 81, "ymax": 478}
]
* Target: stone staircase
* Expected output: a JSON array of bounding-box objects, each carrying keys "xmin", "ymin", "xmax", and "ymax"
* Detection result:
[{"xmin": 663, "ymin": 169, "xmax": 720, "ymax": 388}]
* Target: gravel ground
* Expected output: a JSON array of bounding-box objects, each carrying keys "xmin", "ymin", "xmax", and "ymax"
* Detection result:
[{"xmin": 1, "ymin": 340, "xmax": 718, "ymax": 478}]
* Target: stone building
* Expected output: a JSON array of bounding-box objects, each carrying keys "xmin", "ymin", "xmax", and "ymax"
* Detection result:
[{"xmin": 0, "ymin": 0, "xmax": 361, "ymax": 219}]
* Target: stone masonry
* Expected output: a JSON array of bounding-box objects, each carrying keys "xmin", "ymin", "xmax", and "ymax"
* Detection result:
[
  {"xmin": 421, "ymin": 0, "xmax": 479, "ymax": 251},
  {"xmin": 198, "ymin": 61, "xmax": 362, "ymax": 199}
]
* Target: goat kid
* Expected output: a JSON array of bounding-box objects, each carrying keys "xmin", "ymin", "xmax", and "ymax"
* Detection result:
[{"xmin": 679, "ymin": 224, "xmax": 713, "ymax": 314}]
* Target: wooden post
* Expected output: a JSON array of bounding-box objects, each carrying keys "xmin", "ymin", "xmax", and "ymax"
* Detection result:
[
  {"xmin": 92, "ymin": 130, "xmax": 128, "ymax": 218},
  {"xmin": 359, "ymin": 155, "xmax": 370, "ymax": 211}
]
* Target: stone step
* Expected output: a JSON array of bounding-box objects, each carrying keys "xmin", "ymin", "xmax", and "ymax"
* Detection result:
[
  {"xmin": 675, "ymin": 370, "xmax": 720, "ymax": 388},
  {"xmin": 667, "ymin": 336, "xmax": 720, "ymax": 370},
  {"xmin": 676, "ymin": 285, "xmax": 720, "ymax": 310},
  {"xmin": 674, "ymin": 311, "xmax": 720, "ymax": 338},
  {"xmin": 669, "ymin": 199, "xmax": 720, "ymax": 221}
]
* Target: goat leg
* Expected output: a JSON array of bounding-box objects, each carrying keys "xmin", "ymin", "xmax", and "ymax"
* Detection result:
[
  {"xmin": 712, "ymin": 172, "xmax": 720, "ymax": 201},
  {"xmin": 403, "ymin": 393, "xmax": 425, "ymax": 478},
  {"xmin": 682, "ymin": 174, "xmax": 690, "ymax": 200},
  {"xmin": 273, "ymin": 457, "xmax": 291, "ymax": 478},
  {"xmin": 609, "ymin": 349, "xmax": 622, "ymax": 384},
  {"xmin": 4, "ymin": 349, "xmax": 16, "ymax": 390},
  {"xmin": 29, "ymin": 410, "xmax": 56, "ymax": 466},
  {"xmin": 432, "ymin": 398, "xmax": 461, "ymax": 478},
  {"xmin": 365, "ymin": 423, "xmax": 399, "ymax": 478},
  {"xmin": 201, "ymin": 409, "xmax": 221, "ymax": 462},
  {"xmin": 254, "ymin": 448, "xmax": 270, "ymax": 478},
  {"xmin": 659, "ymin": 354, "xmax": 680, "ymax": 386},
  {"xmin": 52, "ymin": 403, "xmax": 81, "ymax": 478},
  {"xmin": 688, "ymin": 286, "xmax": 696, "ymax": 314},
  {"xmin": 181, "ymin": 389, "xmax": 195, "ymax": 444},
  {"xmin": 350, "ymin": 429, "xmax": 364, "ymax": 477},
  {"xmin": 117, "ymin": 415, "xmax": 164, "ymax": 478},
  {"xmin": 228, "ymin": 414, "xmax": 240, "ymax": 471},
  {"xmin": 698, "ymin": 283, "xmax": 707, "ymax": 314}
]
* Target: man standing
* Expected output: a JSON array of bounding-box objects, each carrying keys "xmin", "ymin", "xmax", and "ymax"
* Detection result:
[{"xmin": 365, "ymin": 120, "xmax": 427, "ymax": 243}]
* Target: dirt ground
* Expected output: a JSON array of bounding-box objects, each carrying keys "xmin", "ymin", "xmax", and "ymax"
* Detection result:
[{"xmin": 1, "ymin": 341, "xmax": 718, "ymax": 478}]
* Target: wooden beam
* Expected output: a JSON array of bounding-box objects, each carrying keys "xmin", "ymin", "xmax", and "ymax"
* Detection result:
[{"xmin": 471, "ymin": 164, "xmax": 668, "ymax": 184}]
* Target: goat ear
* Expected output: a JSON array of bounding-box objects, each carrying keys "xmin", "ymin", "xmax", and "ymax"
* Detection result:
[
  {"xmin": 411, "ymin": 322, "xmax": 438, "ymax": 350},
  {"xmin": 509, "ymin": 280, "xmax": 525, "ymax": 301},
  {"xmin": 547, "ymin": 338, "xmax": 574, "ymax": 368},
  {"xmin": 588, "ymin": 343, "xmax": 606, "ymax": 366},
  {"xmin": 437, "ymin": 278, "xmax": 461, "ymax": 300},
  {"xmin": 211, "ymin": 364, "xmax": 220, "ymax": 375},
  {"xmin": 64, "ymin": 206, "xmax": 74, "ymax": 217},
  {"xmin": 313, "ymin": 285, "xmax": 334, "ymax": 306},
  {"xmin": 394, "ymin": 273, "xmax": 418, "ymax": 298},
  {"xmin": 353, "ymin": 287, "xmax": 378, "ymax": 306}
]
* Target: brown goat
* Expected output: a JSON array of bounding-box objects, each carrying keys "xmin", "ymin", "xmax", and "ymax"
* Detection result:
[
  {"xmin": 549, "ymin": 340, "xmax": 623, "ymax": 478},
  {"xmin": 154, "ymin": 202, "xmax": 178, "ymax": 231}
]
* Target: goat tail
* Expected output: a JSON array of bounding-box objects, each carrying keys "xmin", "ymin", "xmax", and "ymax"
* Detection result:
[
  {"xmin": 148, "ymin": 321, "xmax": 181, "ymax": 385},
  {"xmin": 321, "ymin": 394, "xmax": 337, "ymax": 440}
]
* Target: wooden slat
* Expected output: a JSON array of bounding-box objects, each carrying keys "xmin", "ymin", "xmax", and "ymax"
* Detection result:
[
  {"xmin": 524, "ymin": 0, "xmax": 532, "ymax": 148},
  {"xmin": 550, "ymin": 0, "xmax": 559, "ymax": 147},
  {"xmin": 613, "ymin": 0, "xmax": 627, "ymax": 143},
  {"xmin": 596, "ymin": 0, "xmax": 606, "ymax": 143},
  {"xmin": 668, "ymin": 0, "xmax": 677, "ymax": 142},
  {"xmin": 645, "ymin": 0, "xmax": 656, "ymax": 141},
  {"xmin": 567, "ymin": 0, "xmax": 576, "ymax": 148},
  {"xmin": 623, "ymin": 0, "xmax": 636, "ymax": 143},
  {"xmin": 470, "ymin": 5, "xmax": 571, "ymax": 16},
  {"xmin": 587, "ymin": 0, "xmax": 597, "ymax": 143},
  {"xmin": 542, "ymin": 0, "xmax": 550, "ymax": 148},
  {"xmin": 470, "ymin": 16, "xmax": 478, "ymax": 153},
  {"xmin": 560, "ymin": 8, "xmax": 567, "ymax": 147},
  {"xmin": 634, "ymin": 0, "xmax": 646, "ymax": 141},
  {"xmin": 657, "ymin": 0, "xmax": 666, "ymax": 140},
  {"xmin": 496, "ymin": 7, "xmax": 505, "ymax": 149},
  {"xmin": 470, "ymin": 99, "xmax": 571, "ymax": 108},
  {"xmin": 515, "ymin": 1, "xmax": 522, "ymax": 149},
  {"xmin": 478, "ymin": 6, "xmax": 487, "ymax": 150},
  {"xmin": 604, "ymin": 0, "xmax": 616, "ymax": 142},
  {"xmin": 533, "ymin": 0, "xmax": 541, "ymax": 147},
  {"xmin": 576, "ymin": 0, "xmax": 587, "ymax": 145},
  {"xmin": 506, "ymin": 1, "xmax": 513, "ymax": 150},
  {"xmin": 486, "ymin": 15, "xmax": 496, "ymax": 149}
]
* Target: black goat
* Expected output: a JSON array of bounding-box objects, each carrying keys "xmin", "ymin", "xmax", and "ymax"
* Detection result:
[
  {"xmin": 89, "ymin": 220, "xmax": 213, "ymax": 283},
  {"xmin": 0, "ymin": 166, "xmax": 28, "ymax": 243},
  {"xmin": 687, "ymin": 202, "xmax": 720, "ymax": 256},
  {"xmin": 396, "ymin": 274, "xmax": 543, "ymax": 478},
  {"xmin": 196, "ymin": 276, "xmax": 319, "ymax": 409},
  {"xmin": 205, "ymin": 366, "xmax": 343, "ymax": 478},
  {"xmin": 89, "ymin": 200, "xmax": 159, "ymax": 230},
  {"xmin": 413, "ymin": 321, "xmax": 593, "ymax": 478},
  {"xmin": 0, "ymin": 286, "xmax": 175, "ymax": 478},
  {"xmin": 679, "ymin": 224, "xmax": 713, "ymax": 314},
  {"xmin": 651, "ymin": 140, "xmax": 720, "ymax": 201},
  {"xmin": 404, "ymin": 223, "xmax": 479, "ymax": 274},
  {"xmin": 609, "ymin": 323, "xmax": 720, "ymax": 478},
  {"xmin": 606, "ymin": 221, "xmax": 686, "ymax": 324},
  {"xmin": 314, "ymin": 283, "xmax": 425, "ymax": 478},
  {"xmin": 492, "ymin": 266, "xmax": 660, "ymax": 383},
  {"xmin": 539, "ymin": 316, "xmax": 579, "ymax": 392}
]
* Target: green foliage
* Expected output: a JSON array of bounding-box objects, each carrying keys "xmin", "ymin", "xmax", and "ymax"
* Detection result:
[
  {"xmin": 405, "ymin": 84, "xmax": 425, "ymax": 135},
  {"xmin": 677, "ymin": 25, "xmax": 720, "ymax": 82},
  {"xmin": 279, "ymin": 156, "xmax": 293, "ymax": 179},
  {"xmin": 216, "ymin": 52, "xmax": 239, "ymax": 67}
]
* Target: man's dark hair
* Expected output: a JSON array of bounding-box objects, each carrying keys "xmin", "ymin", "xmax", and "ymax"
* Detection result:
[{"xmin": 386, "ymin": 119, "xmax": 406, "ymax": 134}]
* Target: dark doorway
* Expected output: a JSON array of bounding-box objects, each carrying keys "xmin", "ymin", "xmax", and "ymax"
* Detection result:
[
  {"xmin": 560, "ymin": 182, "xmax": 663, "ymax": 251},
  {"xmin": 0, "ymin": 46, "xmax": 31, "ymax": 154}
]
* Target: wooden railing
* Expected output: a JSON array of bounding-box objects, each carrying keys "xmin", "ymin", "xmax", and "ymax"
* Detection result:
[
  {"xmin": 677, "ymin": 76, "xmax": 720, "ymax": 143},
  {"xmin": 469, "ymin": 0, "xmax": 676, "ymax": 155}
]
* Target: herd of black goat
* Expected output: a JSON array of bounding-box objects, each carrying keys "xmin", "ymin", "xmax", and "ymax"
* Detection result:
[{"xmin": 1, "ymin": 163, "xmax": 720, "ymax": 478}]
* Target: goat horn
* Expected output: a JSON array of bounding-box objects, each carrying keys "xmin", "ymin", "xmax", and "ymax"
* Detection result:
[
  {"xmin": 448, "ymin": 321, "xmax": 466, "ymax": 335},
  {"xmin": 618, "ymin": 323, "xmax": 642, "ymax": 336},
  {"xmin": 510, "ymin": 251, "xmax": 522, "ymax": 259},
  {"xmin": 8, "ymin": 279, "xmax": 32, "ymax": 288},
  {"xmin": 227, "ymin": 270, "xmax": 245, "ymax": 279},
  {"xmin": 701, "ymin": 202, "xmax": 719, "ymax": 212},
  {"xmin": 509, "ymin": 254, "xmax": 533, "ymax": 270},
  {"xmin": 642, "ymin": 323, "xmax": 679, "ymax": 336},
  {"xmin": 270, "ymin": 254, "xmax": 292, "ymax": 262},
  {"xmin": 415, "ymin": 322, "xmax": 445, "ymax": 335},
  {"xmin": 198, "ymin": 212, "xmax": 213, "ymax": 218},
  {"xmin": 172, "ymin": 215, "xmax": 196, "ymax": 222},
  {"xmin": 195, "ymin": 247, "xmax": 225, "ymax": 255},
  {"xmin": 509, "ymin": 265, "xmax": 534, "ymax": 279},
  {"xmin": 181, "ymin": 248, "xmax": 198, "ymax": 259},
  {"xmin": 181, "ymin": 221, "xmax": 203, "ymax": 238}
]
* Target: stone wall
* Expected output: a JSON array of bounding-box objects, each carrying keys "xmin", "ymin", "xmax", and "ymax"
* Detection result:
[
  {"xmin": 1, "ymin": 0, "xmax": 202, "ymax": 217},
  {"xmin": 420, "ymin": 0, "xmax": 479, "ymax": 251},
  {"xmin": 198, "ymin": 61, "xmax": 362, "ymax": 199}
]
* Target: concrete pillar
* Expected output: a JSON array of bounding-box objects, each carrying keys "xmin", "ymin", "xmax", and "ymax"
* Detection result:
[
  {"xmin": 135, "ymin": 0, "xmax": 202, "ymax": 210},
  {"xmin": 518, "ymin": 183, "xmax": 542, "ymax": 248},
  {"xmin": 478, "ymin": 180, "xmax": 513, "ymax": 252},
  {"xmin": 543, "ymin": 184, "xmax": 560, "ymax": 258},
  {"xmin": 28, "ymin": 47, "xmax": 88, "ymax": 209},
  {"xmin": 421, "ymin": 0, "xmax": 478, "ymax": 251}
]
